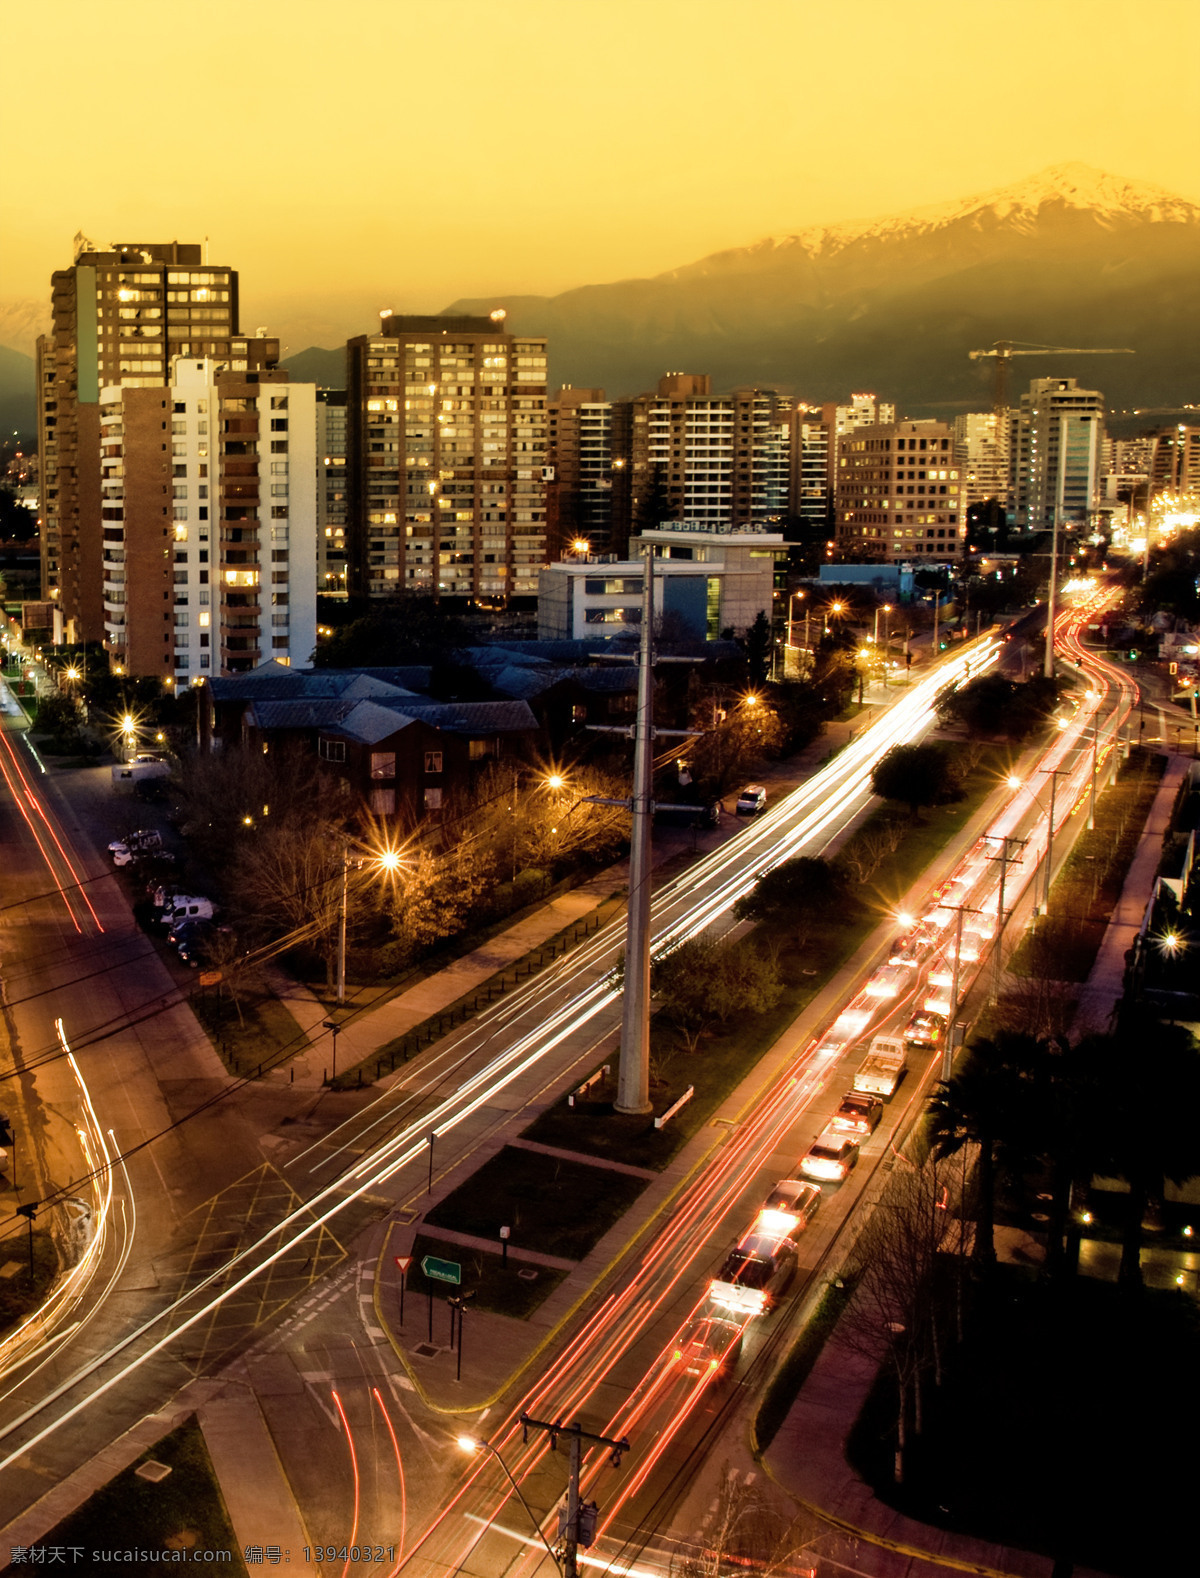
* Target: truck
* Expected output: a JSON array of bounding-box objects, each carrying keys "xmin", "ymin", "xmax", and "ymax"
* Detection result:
[{"xmin": 852, "ymin": 1034, "xmax": 908, "ymax": 1098}]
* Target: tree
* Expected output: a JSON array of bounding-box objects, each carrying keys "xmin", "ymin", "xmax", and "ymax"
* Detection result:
[
  {"xmin": 685, "ymin": 695, "xmax": 784, "ymax": 796},
  {"xmin": 669, "ymin": 1466, "xmax": 819, "ymax": 1577},
  {"xmin": 741, "ymin": 609, "xmax": 773, "ymax": 687},
  {"xmin": 938, "ymin": 672, "xmax": 1059, "ymax": 740},
  {"xmin": 1082, "ymin": 1017, "xmax": 1200, "ymax": 1289},
  {"xmin": 311, "ymin": 595, "xmax": 472, "ymax": 667},
  {"xmin": 841, "ymin": 1154, "xmax": 961, "ymax": 1482},
  {"xmin": 871, "ymin": 741, "xmax": 966, "ymax": 821},
  {"xmin": 926, "ymin": 1033, "xmax": 1042, "ymax": 1266},
  {"xmin": 0, "ymin": 487, "xmax": 35, "ymax": 543},
  {"xmin": 636, "ymin": 463, "xmax": 673, "ymax": 531},
  {"xmin": 733, "ymin": 855, "xmax": 844, "ymax": 950},
  {"xmin": 652, "ymin": 935, "xmax": 781, "ymax": 1053}
]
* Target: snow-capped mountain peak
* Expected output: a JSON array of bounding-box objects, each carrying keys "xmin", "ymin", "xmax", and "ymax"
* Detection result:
[{"xmin": 755, "ymin": 163, "xmax": 1200, "ymax": 261}]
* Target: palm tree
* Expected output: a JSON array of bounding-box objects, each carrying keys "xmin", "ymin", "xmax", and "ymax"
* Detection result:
[{"xmin": 927, "ymin": 1032, "xmax": 1041, "ymax": 1265}]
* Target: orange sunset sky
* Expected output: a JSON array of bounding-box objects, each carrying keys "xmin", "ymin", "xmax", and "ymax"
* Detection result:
[{"xmin": 3, "ymin": 0, "xmax": 1199, "ymax": 357}]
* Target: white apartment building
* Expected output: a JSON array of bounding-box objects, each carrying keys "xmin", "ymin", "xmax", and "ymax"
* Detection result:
[{"xmin": 99, "ymin": 358, "xmax": 317, "ymax": 681}]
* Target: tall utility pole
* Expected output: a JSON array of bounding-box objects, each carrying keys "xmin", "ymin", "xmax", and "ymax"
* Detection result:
[
  {"xmin": 518, "ymin": 1414, "xmax": 630, "ymax": 1578},
  {"xmin": 940, "ymin": 904, "xmax": 974, "ymax": 1083},
  {"xmin": 985, "ymin": 835, "xmax": 1026, "ymax": 1001},
  {"xmin": 616, "ymin": 549, "xmax": 655, "ymax": 1115},
  {"xmin": 1043, "ymin": 415, "xmax": 1068, "ymax": 680},
  {"xmin": 1040, "ymin": 765, "xmax": 1072, "ymax": 912},
  {"xmin": 1141, "ymin": 434, "xmax": 1158, "ymax": 583}
]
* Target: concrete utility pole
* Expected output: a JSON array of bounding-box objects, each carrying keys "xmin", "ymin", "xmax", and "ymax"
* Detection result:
[
  {"xmin": 941, "ymin": 904, "xmax": 975, "ymax": 1083},
  {"xmin": 518, "ymin": 1414, "xmax": 630, "ymax": 1578},
  {"xmin": 617, "ymin": 549, "xmax": 655, "ymax": 1115},
  {"xmin": 985, "ymin": 835, "xmax": 1026, "ymax": 1001},
  {"xmin": 1041, "ymin": 765, "xmax": 1072, "ymax": 912}
]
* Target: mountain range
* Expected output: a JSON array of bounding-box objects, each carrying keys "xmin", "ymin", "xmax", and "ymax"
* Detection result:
[
  {"xmin": 3, "ymin": 165, "xmax": 1198, "ymax": 442},
  {"xmin": 445, "ymin": 163, "xmax": 1200, "ymax": 412}
]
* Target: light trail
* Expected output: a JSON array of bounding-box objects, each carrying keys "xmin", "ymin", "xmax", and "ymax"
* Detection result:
[
  {"xmin": 401, "ymin": 594, "xmax": 1139, "ymax": 1578},
  {"xmin": 332, "ymin": 1390, "xmax": 362, "ymax": 1578},
  {"xmin": 371, "ymin": 1387, "xmax": 407, "ymax": 1577},
  {"xmin": 0, "ymin": 639, "xmax": 1004, "ymax": 1492},
  {"xmin": 0, "ymin": 713, "xmax": 104, "ymax": 935}
]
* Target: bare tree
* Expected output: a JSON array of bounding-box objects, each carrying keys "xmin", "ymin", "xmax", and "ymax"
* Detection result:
[
  {"xmin": 669, "ymin": 1466, "xmax": 820, "ymax": 1577},
  {"xmin": 840, "ymin": 1154, "xmax": 961, "ymax": 1483}
]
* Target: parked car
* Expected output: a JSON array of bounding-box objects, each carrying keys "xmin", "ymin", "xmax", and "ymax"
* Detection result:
[
  {"xmin": 109, "ymin": 829, "xmax": 163, "ymax": 866},
  {"xmin": 831, "ymin": 1092, "xmax": 883, "ymax": 1136},
  {"xmin": 799, "ymin": 1127, "xmax": 860, "ymax": 1183},
  {"xmin": 735, "ymin": 784, "xmax": 768, "ymax": 815},
  {"xmin": 158, "ymin": 895, "xmax": 215, "ymax": 929}
]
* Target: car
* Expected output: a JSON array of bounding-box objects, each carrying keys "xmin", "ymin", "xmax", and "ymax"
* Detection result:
[
  {"xmin": 891, "ymin": 926, "xmax": 933, "ymax": 967},
  {"xmin": 735, "ymin": 784, "xmax": 768, "ymax": 815},
  {"xmin": 672, "ymin": 1313, "xmax": 744, "ymax": 1378},
  {"xmin": 109, "ymin": 828, "xmax": 164, "ymax": 865},
  {"xmin": 904, "ymin": 1011, "xmax": 945, "ymax": 1049},
  {"xmin": 799, "ymin": 1127, "xmax": 860, "ymax": 1183},
  {"xmin": 760, "ymin": 1179, "xmax": 822, "ymax": 1236},
  {"xmin": 864, "ymin": 963, "xmax": 907, "ymax": 999},
  {"xmin": 710, "ymin": 1232, "xmax": 797, "ymax": 1316},
  {"xmin": 831, "ymin": 1092, "xmax": 883, "ymax": 1136}
]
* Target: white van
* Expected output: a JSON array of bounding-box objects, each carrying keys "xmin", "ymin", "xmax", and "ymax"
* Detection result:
[
  {"xmin": 736, "ymin": 784, "xmax": 768, "ymax": 815},
  {"xmin": 159, "ymin": 896, "xmax": 215, "ymax": 928}
]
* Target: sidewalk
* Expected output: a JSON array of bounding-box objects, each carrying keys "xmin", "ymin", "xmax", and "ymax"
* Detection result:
[{"xmin": 1071, "ymin": 752, "xmax": 1191, "ymax": 1038}]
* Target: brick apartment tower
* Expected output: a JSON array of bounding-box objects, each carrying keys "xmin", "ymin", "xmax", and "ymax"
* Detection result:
[
  {"xmin": 37, "ymin": 240, "xmax": 242, "ymax": 645},
  {"xmin": 345, "ymin": 314, "xmax": 548, "ymax": 601},
  {"xmin": 98, "ymin": 355, "xmax": 317, "ymax": 680}
]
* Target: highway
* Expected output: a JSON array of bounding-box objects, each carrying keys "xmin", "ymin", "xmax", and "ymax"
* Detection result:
[
  {"xmin": 393, "ymin": 585, "xmax": 1138, "ymax": 1578},
  {"xmin": 0, "ymin": 635, "xmax": 1004, "ymax": 1542}
]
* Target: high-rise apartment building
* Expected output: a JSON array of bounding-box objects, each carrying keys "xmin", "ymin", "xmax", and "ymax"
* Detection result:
[
  {"xmin": 953, "ymin": 412, "xmax": 1008, "ymax": 508},
  {"xmin": 345, "ymin": 314, "xmax": 549, "ymax": 601},
  {"xmin": 609, "ymin": 374, "xmax": 790, "ymax": 550},
  {"xmin": 316, "ymin": 390, "xmax": 349, "ymax": 594},
  {"xmin": 98, "ymin": 357, "xmax": 317, "ymax": 681},
  {"xmin": 37, "ymin": 240, "xmax": 242, "ymax": 641},
  {"xmin": 835, "ymin": 419, "xmax": 965, "ymax": 561},
  {"xmin": 546, "ymin": 387, "xmax": 612, "ymax": 555},
  {"xmin": 1009, "ymin": 378, "xmax": 1105, "ymax": 530},
  {"xmin": 1150, "ymin": 424, "xmax": 1200, "ymax": 495}
]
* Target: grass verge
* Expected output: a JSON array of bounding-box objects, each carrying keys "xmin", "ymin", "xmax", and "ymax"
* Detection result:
[
  {"xmin": 1009, "ymin": 749, "xmax": 1166, "ymax": 982},
  {"xmin": 845, "ymin": 1268, "xmax": 1200, "ymax": 1576},
  {"xmin": 528, "ymin": 746, "xmax": 1016, "ymax": 1171},
  {"xmin": 44, "ymin": 1415, "xmax": 248, "ymax": 1574},
  {"xmin": 191, "ymin": 987, "xmax": 310, "ymax": 1075},
  {"xmin": 753, "ymin": 1273, "xmax": 858, "ymax": 1455},
  {"xmin": 425, "ymin": 1145, "xmax": 648, "ymax": 1262},
  {"xmin": 0, "ymin": 1231, "xmax": 59, "ymax": 1338},
  {"xmin": 405, "ymin": 1232, "xmax": 568, "ymax": 1319}
]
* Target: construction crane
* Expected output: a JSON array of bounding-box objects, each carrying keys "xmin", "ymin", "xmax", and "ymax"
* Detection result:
[{"xmin": 968, "ymin": 339, "xmax": 1135, "ymax": 421}]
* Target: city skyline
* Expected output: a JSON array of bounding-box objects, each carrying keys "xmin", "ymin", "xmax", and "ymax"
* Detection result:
[{"xmin": 5, "ymin": 0, "xmax": 1200, "ymax": 357}]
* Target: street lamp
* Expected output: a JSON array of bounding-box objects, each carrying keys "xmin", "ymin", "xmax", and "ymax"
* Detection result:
[
  {"xmin": 456, "ymin": 1436, "xmax": 563, "ymax": 1572},
  {"xmin": 335, "ymin": 839, "xmax": 409, "ymax": 1006}
]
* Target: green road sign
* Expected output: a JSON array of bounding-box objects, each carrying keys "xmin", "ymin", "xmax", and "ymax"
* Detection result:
[{"xmin": 421, "ymin": 1255, "xmax": 461, "ymax": 1285}]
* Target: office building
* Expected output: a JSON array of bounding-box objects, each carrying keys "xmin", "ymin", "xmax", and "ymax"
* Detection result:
[
  {"xmin": 538, "ymin": 524, "xmax": 786, "ymax": 641},
  {"xmin": 835, "ymin": 418, "xmax": 965, "ymax": 561},
  {"xmin": 316, "ymin": 390, "xmax": 349, "ymax": 594},
  {"xmin": 37, "ymin": 239, "xmax": 242, "ymax": 642},
  {"xmin": 98, "ymin": 357, "xmax": 316, "ymax": 681},
  {"xmin": 345, "ymin": 313, "xmax": 549, "ymax": 601},
  {"xmin": 1009, "ymin": 378, "xmax": 1105, "ymax": 530},
  {"xmin": 1150, "ymin": 424, "xmax": 1200, "ymax": 495}
]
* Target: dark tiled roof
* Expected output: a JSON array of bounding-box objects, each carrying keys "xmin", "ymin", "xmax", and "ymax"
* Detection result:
[{"xmin": 385, "ymin": 699, "xmax": 539, "ymax": 735}]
